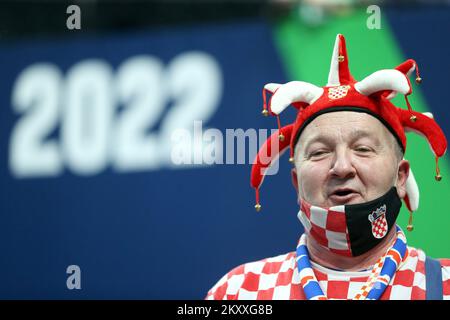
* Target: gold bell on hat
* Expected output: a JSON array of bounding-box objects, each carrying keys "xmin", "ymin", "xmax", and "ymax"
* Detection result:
[
  {"xmin": 254, "ymin": 188, "xmax": 262, "ymax": 212},
  {"xmin": 407, "ymin": 211, "xmax": 414, "ymax": 232},
  {"xmin": 435, "ymin": 157, "xmax": 442, "ymax": 181},
  {"xmin": 279, "ymin": 133, "xmax": 285, "ymax": 142},
  {"xmin": 405, "ymin": 96, "xmax": 417, "ymax": 123},
  {"xmin": 414, "ymin": 62, "xmax": 422, "ymax": 84},
  {"xmin": 261, "ymin": 109, "xmax": 269, "ymax": 116}
]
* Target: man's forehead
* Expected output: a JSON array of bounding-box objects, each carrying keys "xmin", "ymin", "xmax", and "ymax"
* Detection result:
[
  {"xmin": 303, "ymin": 128, "xmax": 381, "ymax": 143},
  {"xmin": 297, "ymin": 111, "xmax": 390, "ymax": 145}
]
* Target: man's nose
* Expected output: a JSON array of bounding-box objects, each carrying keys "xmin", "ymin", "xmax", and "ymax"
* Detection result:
[{"xmin": 330, "ymin": 148, "xmax": 356, "ymax": 179}]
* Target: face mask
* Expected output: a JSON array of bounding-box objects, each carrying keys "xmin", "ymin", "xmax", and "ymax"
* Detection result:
[{"xmin": 297, "ymin": 187, "xmax": 402, "ymax": 257}]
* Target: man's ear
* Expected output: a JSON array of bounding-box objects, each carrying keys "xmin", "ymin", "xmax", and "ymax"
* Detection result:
[
  {"xmin": 291, "ymin": 168, "xmax": 299, "ymax": 194},
  {"xmin": 396, "ymin": 159, "xmax": 410, "ymax": 199}
]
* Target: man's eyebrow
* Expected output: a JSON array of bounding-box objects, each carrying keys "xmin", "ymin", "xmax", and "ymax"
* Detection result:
[
  {"xmin": 301, "ymin": 134, "xmax": 334, "ymax": 152},
  {"xmin": 349, "ymin": 129, "xmax": 381, "ymax": 145}
]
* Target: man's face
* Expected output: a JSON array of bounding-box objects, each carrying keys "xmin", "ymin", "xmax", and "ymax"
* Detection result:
[{"xmin": 294, "ymin": 111, "xmax": 409, "ymax": 207}]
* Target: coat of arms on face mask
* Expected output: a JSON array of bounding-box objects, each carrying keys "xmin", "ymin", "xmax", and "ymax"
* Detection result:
[{"xmin": 368, "ymin": 205, "xmax": 388, "ymax": 239}]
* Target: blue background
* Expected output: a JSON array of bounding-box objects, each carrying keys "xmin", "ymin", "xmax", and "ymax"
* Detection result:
[{"xmin": 0, "ymin": 20, "xmax": 301, "ymax": 299}]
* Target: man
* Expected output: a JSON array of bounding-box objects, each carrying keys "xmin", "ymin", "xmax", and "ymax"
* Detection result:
[{"xmin": 206, "ymin": 34, "xmax": 450, "ymax": 300}]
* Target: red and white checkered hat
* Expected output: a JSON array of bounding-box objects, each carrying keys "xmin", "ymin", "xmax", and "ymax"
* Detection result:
[{"xmin": 251, "ymin": 34, "xmax": 447, "ymax": 217}]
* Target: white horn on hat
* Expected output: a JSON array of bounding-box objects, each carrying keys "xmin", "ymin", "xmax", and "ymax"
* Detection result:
[
  {"xmin": 264, "ymin": 83, "xmax": 282, "ymax": 93},
  {"xmin": 269, "ymin": 81, "xmax": 323, "ymax": 115},
  {"xmin": 354, "ymin": 69, "xmax": 411, "ymax": 98}
]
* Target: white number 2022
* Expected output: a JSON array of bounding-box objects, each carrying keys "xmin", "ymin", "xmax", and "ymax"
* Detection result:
[{"xmin": 9, "ymin": 51, "xmax": 223, "ymax": 178}]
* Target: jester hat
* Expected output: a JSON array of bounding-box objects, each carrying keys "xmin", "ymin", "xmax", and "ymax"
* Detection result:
[{"xmin": 251, "ymin": 34, "xmax": 447, "ymax": 226}]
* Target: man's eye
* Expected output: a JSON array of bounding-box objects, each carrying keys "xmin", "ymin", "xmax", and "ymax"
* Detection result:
[
  {"xmin": 355, "ymin": 146, "xmax": 372, "ymax": 153},
  {"xmin": 310, "ymin": 150, "xmax": 328, "ymax": 157}
]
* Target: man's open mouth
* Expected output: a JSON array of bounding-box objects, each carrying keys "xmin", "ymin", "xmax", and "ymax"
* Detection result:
[{"xmin": 328, "ymin": 188, "xmax": 360, "ymax": 204}]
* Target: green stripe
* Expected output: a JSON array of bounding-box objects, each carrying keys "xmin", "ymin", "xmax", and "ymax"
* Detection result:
[{"xmin": 272, "ymin": 9, "xmax": 450, "ymax": 257}]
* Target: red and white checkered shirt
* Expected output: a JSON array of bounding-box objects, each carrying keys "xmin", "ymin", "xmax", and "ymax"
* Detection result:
[{"xmin": 206, "ymin": 246, "xmax": 450, "ymax": 300}]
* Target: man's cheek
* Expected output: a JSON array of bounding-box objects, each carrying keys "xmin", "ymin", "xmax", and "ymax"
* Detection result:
[
  {"xmin": 299, "ymin": 174, "xmax": 324, "ymax": 199},
  {"xmin": 365, "ymin": 161, "xmax": 395, "ymax": 182}
]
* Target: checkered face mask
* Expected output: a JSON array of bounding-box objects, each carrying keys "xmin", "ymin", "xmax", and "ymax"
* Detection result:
[{"xmin": 297, "ymin": 187, "xmax": 402, "ymax": 257}]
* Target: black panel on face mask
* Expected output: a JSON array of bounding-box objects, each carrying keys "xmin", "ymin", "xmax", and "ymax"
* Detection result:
[{"xmin": 345, "ymin": 187, "xmax": 402, "ymax": 256}]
